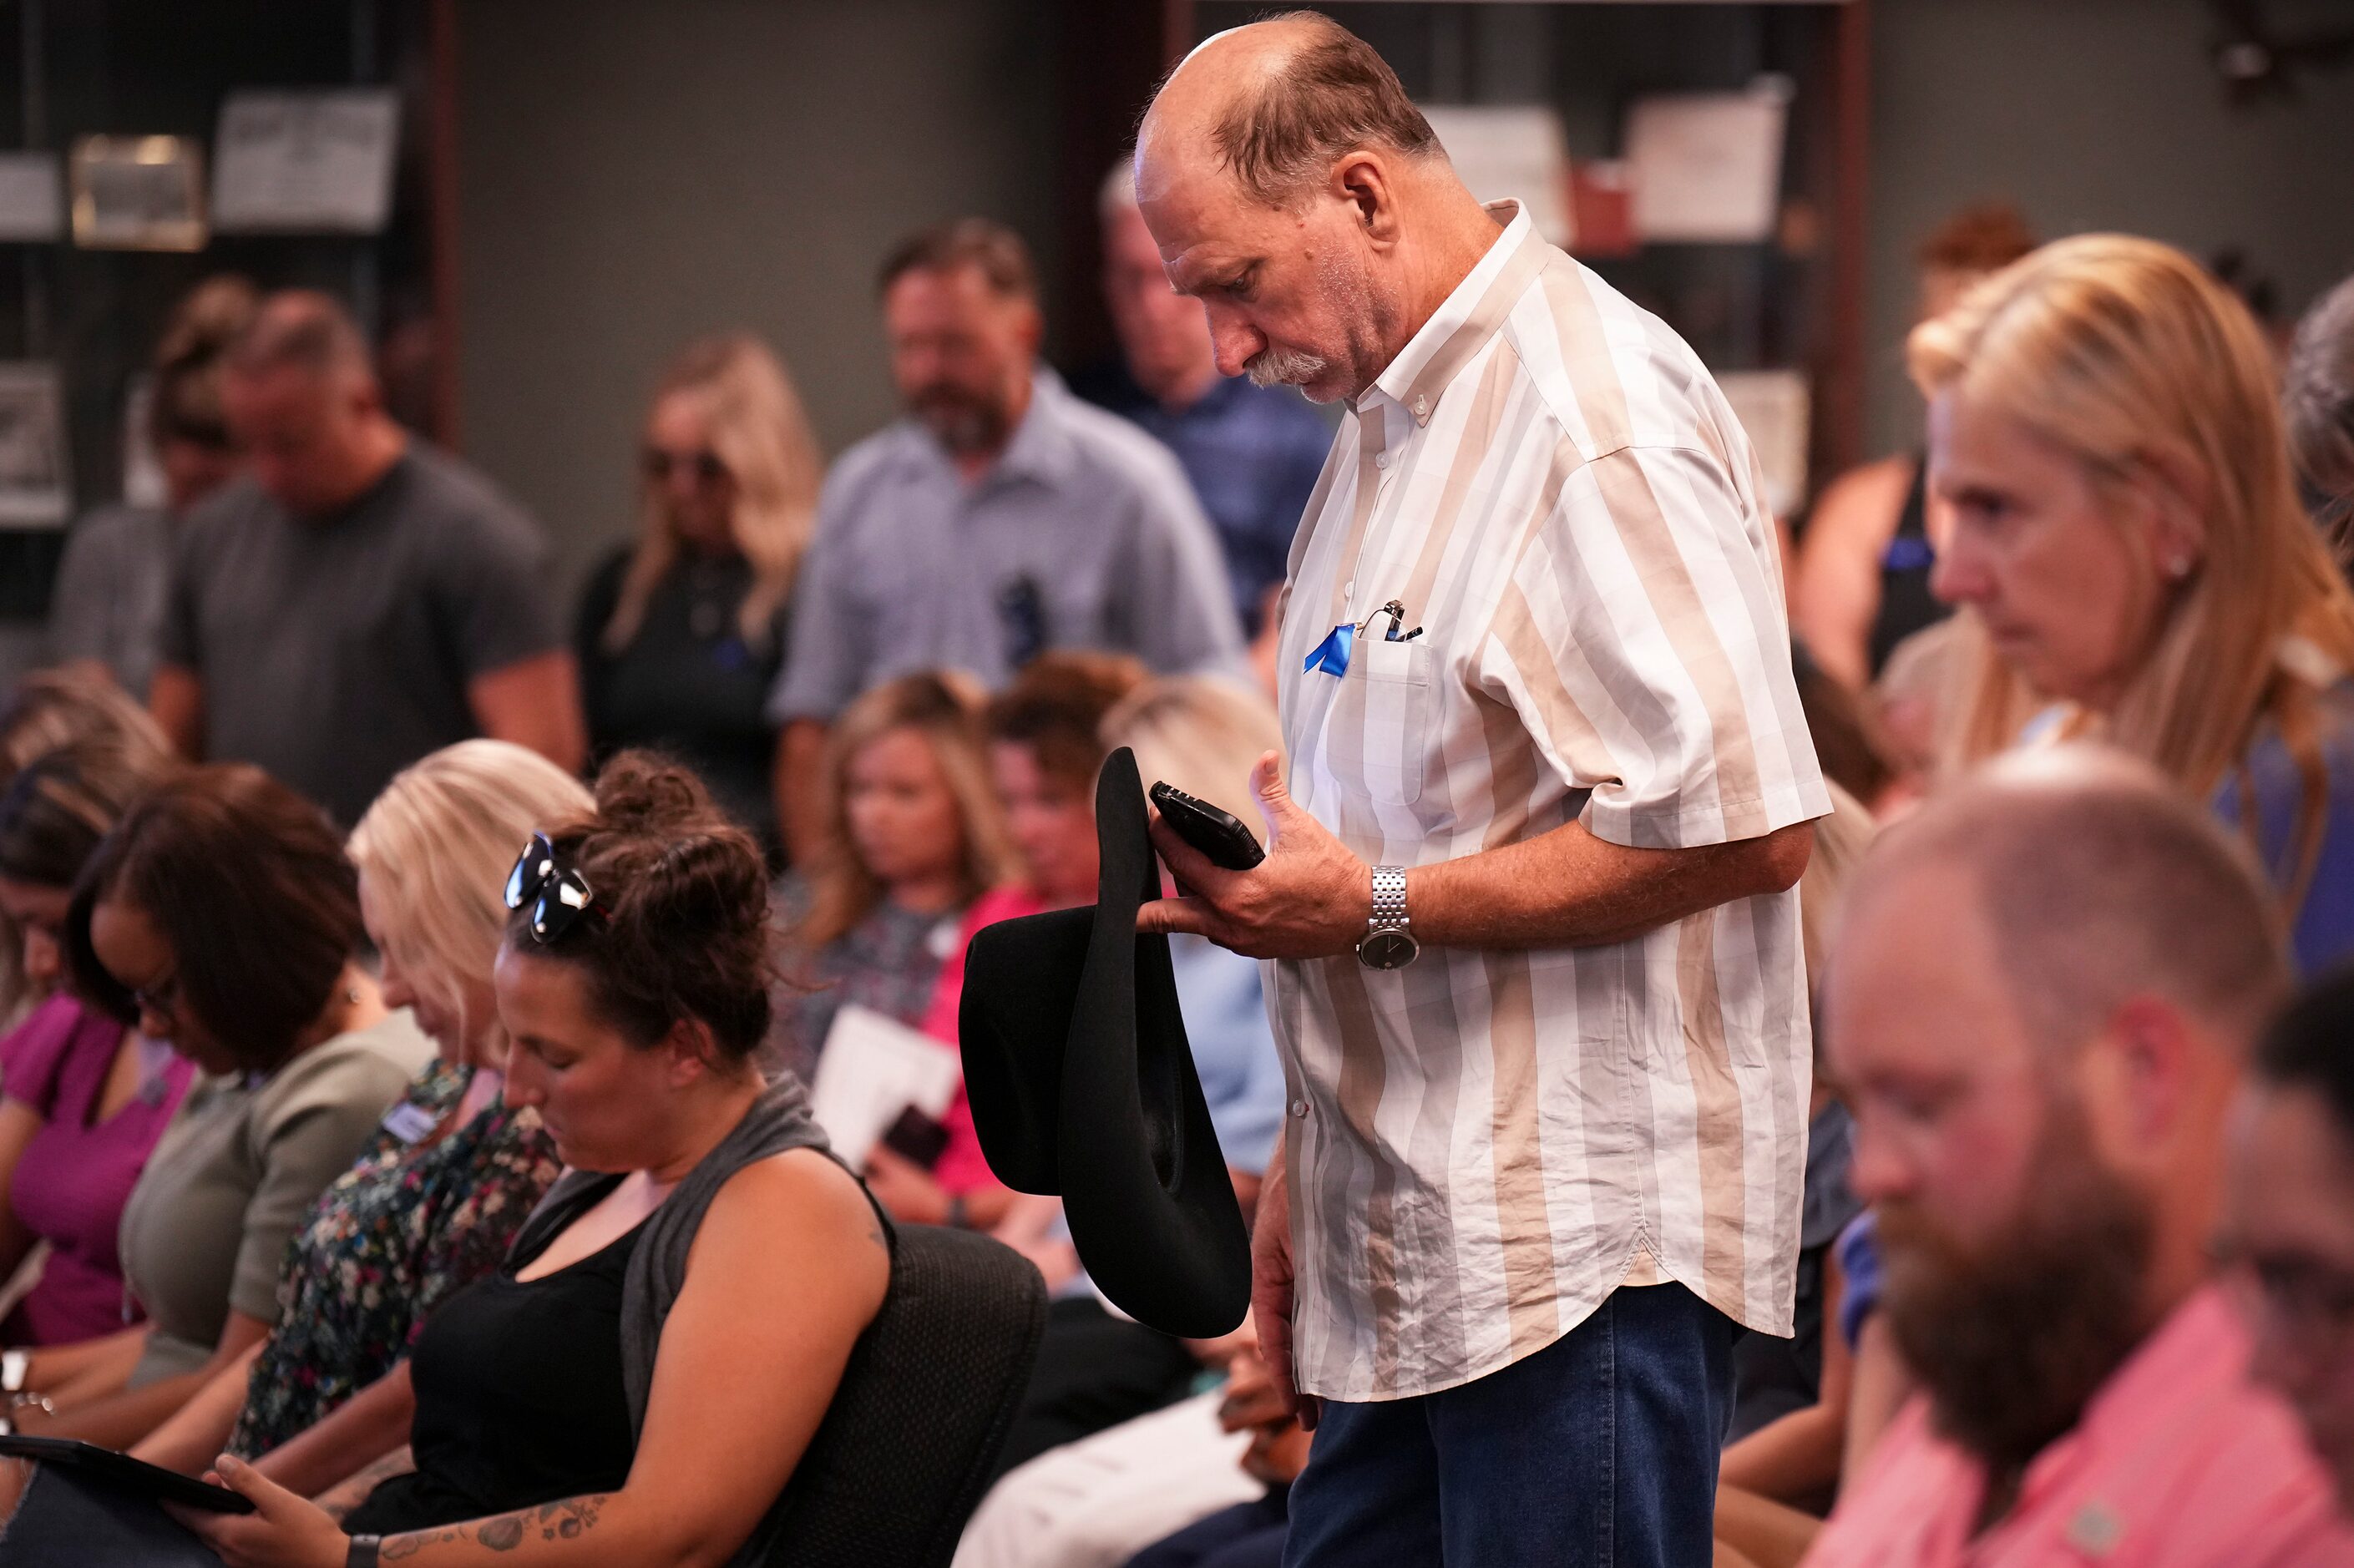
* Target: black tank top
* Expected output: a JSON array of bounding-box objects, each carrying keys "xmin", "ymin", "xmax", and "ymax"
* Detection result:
[
  {"xmin": 342, "ymin": 1176, "xmax": 643, "ymax": 1537},
  {"xmin": 1867, "ymin": 453, "xmax": 1952, "ymax": 676}
]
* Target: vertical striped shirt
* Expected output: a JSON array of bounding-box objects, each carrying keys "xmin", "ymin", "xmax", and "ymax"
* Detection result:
[{"xmin": 1270, "ymin": 202, "xmax": 1830, "ymax": 1402}]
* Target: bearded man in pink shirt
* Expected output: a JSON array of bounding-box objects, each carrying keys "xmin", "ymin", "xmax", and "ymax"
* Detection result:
[{"xmin": 1809, "ymin": 748, "xmax": 2354, "ymax": 1568}]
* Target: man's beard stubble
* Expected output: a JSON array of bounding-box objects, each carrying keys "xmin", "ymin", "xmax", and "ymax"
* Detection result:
[
  {"xmin": 909, "ymin": 384, "xmax": 1012, "ymax": 456},
  {"xmin": 1877, "ymin": 1100, "xmax": 2159, "ymax": 1480},
  {"xmin": 1244, "ymin": 245, "xmax": 1395, "ymax": 405}
]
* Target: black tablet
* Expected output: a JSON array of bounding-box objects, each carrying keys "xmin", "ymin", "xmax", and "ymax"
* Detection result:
[{"xmin": 0, "ymin": 1435, "xmax": 256, "ymax": 1513}]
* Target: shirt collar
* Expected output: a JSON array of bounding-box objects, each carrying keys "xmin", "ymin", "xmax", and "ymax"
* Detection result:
[
  {"xmin": 2014, "ymin": 1285, "xmax": 2249, "ymax": 1503},
  {"xmin": 1362, "ymin": 199, "xmax": 1551, "ymax": 429}
]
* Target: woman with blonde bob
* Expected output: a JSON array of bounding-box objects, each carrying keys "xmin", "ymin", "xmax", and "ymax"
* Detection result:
[
  {"xmin": 1917, "ymin": 233, "xmax": 2354, "ymax": 969},
  {"xmin": 781, "ymin": 670, "xmax": 1018, "ymax": 1063},
  {"xmin": 102, "ymin": 741, "xmax": 586, "ymax": 1498},
  {"xmin": 576, "ymin": 334, "xmax": 823, "ymax": 848}
]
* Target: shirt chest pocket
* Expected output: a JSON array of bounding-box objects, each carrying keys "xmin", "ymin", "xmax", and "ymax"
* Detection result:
[{"xmin": 1322, "ymin": 636, "xmax": 1436, "ymax": 805}]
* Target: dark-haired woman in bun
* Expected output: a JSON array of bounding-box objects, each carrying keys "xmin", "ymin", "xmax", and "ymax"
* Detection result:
[{"xmin": 154, "ymin": 754, "xmax": 890, "ymax": 1568}]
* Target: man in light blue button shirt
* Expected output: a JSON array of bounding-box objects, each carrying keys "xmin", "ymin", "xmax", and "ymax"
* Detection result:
[{"xmin": 769, "ymin": 218, "xmax": 1246, "ymax": 859}]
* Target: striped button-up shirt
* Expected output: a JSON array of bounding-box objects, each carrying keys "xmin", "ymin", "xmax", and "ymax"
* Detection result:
[{"xmin": 1270, "ymin": 202, "xmax": 1830, "ymax": 1402}]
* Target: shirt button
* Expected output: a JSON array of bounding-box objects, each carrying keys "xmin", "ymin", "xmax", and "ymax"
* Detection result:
[
  {"xmin": 1289, "ymin": 1098, "xmax": 1309, "ymax": 1119},
  {"xmin": 1374, "ymin": 451, "xmax": 1390, "ymax": 470},
  {"xmin": 1411, "ymin": 394, "xmax": 1430, "ymax": 422}
]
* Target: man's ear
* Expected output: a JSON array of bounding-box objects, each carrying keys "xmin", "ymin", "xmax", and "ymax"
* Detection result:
[
  {"xmin": 1329, "ymin": 151, "xmax": 1400, "ymax": 245},
  {"xmin": 2097, "ymin": 995, "xmax": 2196, "ymax": 1151},
  {"xmin": 1011, "ymin": 298, "xmax": 1045, "ymax": 359}
]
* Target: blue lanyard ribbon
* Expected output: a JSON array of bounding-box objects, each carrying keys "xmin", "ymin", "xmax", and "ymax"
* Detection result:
[{"xmin": 1305, "ymin": 621, "xmax": 1354, "ymax": 676}]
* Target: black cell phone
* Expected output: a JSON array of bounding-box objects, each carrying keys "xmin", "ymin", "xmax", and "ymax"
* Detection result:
[
  {"xmin": 1149, "ymin": 781, "xmax": 1266, "ymax": 871},
  {"xmin": 0, "ymin": 1434, "xmax": 256, "ymax": 1513}
]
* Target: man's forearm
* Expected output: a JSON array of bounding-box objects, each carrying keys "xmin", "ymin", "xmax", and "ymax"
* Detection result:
[{"xmin": 1408, "ymin": 820, "xmax": 1812, "ymax": 951}]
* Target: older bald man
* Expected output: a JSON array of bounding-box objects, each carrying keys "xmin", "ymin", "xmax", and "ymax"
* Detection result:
[{"xmin": 1131, "ymin": 14, "xmax": 1828, "ymax": 1566}]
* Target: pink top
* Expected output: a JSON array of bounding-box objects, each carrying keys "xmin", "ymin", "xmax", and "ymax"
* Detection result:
[
  {"xmin": 1809, "ymin": 1286, "xmax": 2354, "ymax": 1568},
  {"xmin": 0, "ymin": 995, "xmax": 194, "ymax": 1344},
  {"xmin": 920, "ymin": 885, "xmax": 1047, "ymax": 1196}
]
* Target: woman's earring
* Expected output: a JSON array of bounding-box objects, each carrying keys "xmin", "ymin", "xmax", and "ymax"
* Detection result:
[{"xmin": 2164, "ymin": 553, "xmax": 2195, "ymax": 580}]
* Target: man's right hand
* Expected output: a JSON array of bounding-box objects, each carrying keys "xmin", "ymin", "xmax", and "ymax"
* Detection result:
[{"xmin": 1252, "ymin": 1136, "xmax": 1318, "ymax": 1430}]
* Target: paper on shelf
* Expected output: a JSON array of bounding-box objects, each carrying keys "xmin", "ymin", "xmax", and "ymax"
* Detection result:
[
  {"xmin": 1420, "ymin": 105, "xmax": 1573, "ymax": 249},
  {"xmin": 212, "ymin": 89, "xmax": 400, "ymax": 235},
  {"xmin": 1624, "ymin": 79, "xmax": 1790, "ymax": 245},
  {"xmin": 1715, "ymin": 368, "xmax": 1811, "ymax": 520},
  {"xmin": 0, "ymin": 155, "xmax": 61, "ymax": 243}
]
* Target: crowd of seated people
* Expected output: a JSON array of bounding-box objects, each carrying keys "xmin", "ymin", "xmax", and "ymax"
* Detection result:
[{"xmin": 1, "ymin": 121, "xmax": 2354, "ymax": 1567}]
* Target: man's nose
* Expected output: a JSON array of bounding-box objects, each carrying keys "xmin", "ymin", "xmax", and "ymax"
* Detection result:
[
  {"xmin": 1845, "ymin": 1117, "xmax": 1912, "ymax": 1206},
  {"xmin": 1205, "ymin": 308, "xmax": 1263, "ymax": 380}
]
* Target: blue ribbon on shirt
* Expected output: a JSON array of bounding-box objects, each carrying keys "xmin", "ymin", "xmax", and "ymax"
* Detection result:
[{"xmin": 1305, "ymin": 622, "xmax": 1354, "ymax": 676}]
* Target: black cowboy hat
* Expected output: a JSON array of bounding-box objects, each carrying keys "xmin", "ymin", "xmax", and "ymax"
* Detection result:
[{"xmin": 959, "ymin": 746, "xmax": 1252, "ymax": 1338}]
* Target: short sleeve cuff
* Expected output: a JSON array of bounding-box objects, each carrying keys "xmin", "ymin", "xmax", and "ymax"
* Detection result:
[{"xmin": 1581, "ymin": 775, "xmax": 1834, "ymax": 852}]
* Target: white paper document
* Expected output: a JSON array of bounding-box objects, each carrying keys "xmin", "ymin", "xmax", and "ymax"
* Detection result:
[
  {"xmin": 1624, "ymin": 81, "xmax": 1790, "ymax": 244},
  {"xmin": 807, "ymin": 1003, "xmax": 964, "ymax": 1168},
  {"xmin": 1715, "ymin": 369, "xmax": 1812, "ymax": 519},
  {"xmin": 1420, "ymin": 105, "xmax": 1573, "ymax": 249},
  {"xmin": 212, "ymin": 89, "xmax": 400, "ymax": 235}
]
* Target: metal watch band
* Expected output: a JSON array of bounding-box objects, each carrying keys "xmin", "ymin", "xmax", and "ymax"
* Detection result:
[
  {"xmin": 1369, "ymin": 865, "xmax": 1409, "ymax": 933},
  {"xmin": 347, "ymin": 1535, "xmax": 383, "ymax": 1568}
]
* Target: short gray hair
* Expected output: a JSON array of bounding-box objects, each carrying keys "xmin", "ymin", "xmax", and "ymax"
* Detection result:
[
  {"xmin": 1202, "ymin": 12, "xmax": 1440, "ymax": 207},
  {"xmin": 2286, "ymin": 272, "xmax": 2354, "ymax": 556}
]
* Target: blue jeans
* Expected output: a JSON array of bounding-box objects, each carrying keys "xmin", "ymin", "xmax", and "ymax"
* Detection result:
[{"xmin": 1282, "ymin": 1282, "xmax": 1738, "ymax": 1568}]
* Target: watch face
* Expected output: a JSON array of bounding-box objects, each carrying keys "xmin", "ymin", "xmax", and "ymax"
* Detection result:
[{"xmin": 1359, "ymin": 928, "xmax": 1420, "ymax": 970}]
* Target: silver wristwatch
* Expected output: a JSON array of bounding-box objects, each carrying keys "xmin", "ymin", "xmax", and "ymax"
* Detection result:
[{"xmin": 1357, "ymin": 865, "xmax": 1420, "ymax": 970}]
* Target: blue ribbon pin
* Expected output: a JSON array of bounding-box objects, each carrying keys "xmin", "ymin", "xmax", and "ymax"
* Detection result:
[{"xmin": 1305, "ymin": 621, "xmax": 1354, "ymax": 676}]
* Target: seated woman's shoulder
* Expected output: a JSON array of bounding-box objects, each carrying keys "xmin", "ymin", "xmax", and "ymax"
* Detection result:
[{"xmin": 706, "ymin": 1148, "xmax": 890, "ymax": 1294}]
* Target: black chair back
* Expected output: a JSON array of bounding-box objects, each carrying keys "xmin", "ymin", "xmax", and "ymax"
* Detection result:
[{"xmin": 757, "ymin": 1223, "xmax": 1047, "ymax": 1567}]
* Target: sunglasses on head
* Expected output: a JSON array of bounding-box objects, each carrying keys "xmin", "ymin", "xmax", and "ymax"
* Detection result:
[
  {"xmin": 643, "ymin": 448, "xmax": 729, "ymax": 486},
  {"xmin": 505, "ymin": 832, "xmax": 603, "ymax": 945}
]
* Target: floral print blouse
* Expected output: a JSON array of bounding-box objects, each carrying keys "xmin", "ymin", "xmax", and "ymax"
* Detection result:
[{"xmin": 229, "ymin": 1060, "xmax": 562, "ymax": 1458}]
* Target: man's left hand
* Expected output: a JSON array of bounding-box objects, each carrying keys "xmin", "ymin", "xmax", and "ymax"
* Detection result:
[{"xmin": 1137, "ymin": 751, "xmax": 1368, "ymax": 960}]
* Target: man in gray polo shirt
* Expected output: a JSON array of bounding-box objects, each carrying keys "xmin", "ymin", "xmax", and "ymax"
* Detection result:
[
  {"xmin": 151, "ymin": 292, "xmax": 584, "ymax": 827},
  {"xmin": 768, "ymin": 219, "xmax": 1245, "ymax": 861}
]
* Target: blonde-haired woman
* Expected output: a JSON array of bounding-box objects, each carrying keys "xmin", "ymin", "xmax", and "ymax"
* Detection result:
[
  {"xmin": 1916, "ymin": 233, "xmax": 2354, "ymax": 971},
  {"xmin": 120, "ymin": 740, "xmax": 586, "ymax": 1497},
  {"xmin": 576, "ymin": 334, "xmax": 823, "ymax": 849},
  {"xmin": 782, "ymin": 671, "xmax": 1018, "ymax": 1065}
]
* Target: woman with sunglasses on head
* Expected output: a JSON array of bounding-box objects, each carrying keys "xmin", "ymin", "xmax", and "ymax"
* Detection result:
[
  {"xmin": 575, "ymin": 336, "xmax": 823, "ymax": 852},
  {"xmin": 1920, "ymin": 235, "xmax": 2354, "ymax": 971},
  {"xmin": 0, "ymin": 739, "xmax": 189, "ymax": 1352},
  {"xmin": 0, "ymin": 766, "xmax": 431, "ymax": 1454},
  {"xmin": 116, "ymin": 741, "xmax": 582, "ymax": 1495},
  {"xmin": 149, "ymin": 752, "xmax": 892, "ymax": 1568}
]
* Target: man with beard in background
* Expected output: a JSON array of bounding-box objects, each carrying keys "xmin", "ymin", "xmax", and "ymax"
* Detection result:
[
  {"xmin": 1810, "ymin": 748, "xmax": 2354, "ymax": 1566},
  {"xmin": 767, "ymin": 218, "xmax": 1243, "ymax": 862}
]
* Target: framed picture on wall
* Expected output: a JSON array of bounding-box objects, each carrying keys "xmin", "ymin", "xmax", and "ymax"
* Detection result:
[
  {"xmin": 0, "ymin": 364, "xmax": 71, "ymax": 526},
  {"xmin": 70, "ymin": 135, "xmax": 207, "ymax": 251},
  {"xmin": 212, "ymin": 89, "xmax": 401, "ymax": 235}
]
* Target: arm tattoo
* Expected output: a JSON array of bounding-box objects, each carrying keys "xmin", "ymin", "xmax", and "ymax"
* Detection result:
[{"xmin": 381, "ymin": 1494, "xmax": 611, "ymax": 1559}]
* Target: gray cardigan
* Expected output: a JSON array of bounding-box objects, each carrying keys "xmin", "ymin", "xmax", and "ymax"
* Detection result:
[{"xmin": 508, "ymin": 1076, "xmax": 878, "ymax": 1567}]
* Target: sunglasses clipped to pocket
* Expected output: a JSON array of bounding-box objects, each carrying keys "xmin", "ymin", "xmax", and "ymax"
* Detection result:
[{"xmin": 505, "ymin": 832, "xmax": 603, "ymax": 945}]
